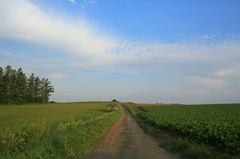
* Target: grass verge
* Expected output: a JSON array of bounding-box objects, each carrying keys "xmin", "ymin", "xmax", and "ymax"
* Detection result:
[
  {"xmin": 124, "ymin": 104, "xmax": 240, "ymax": 159},
  {"xmin": 121, "ymin": 104, "xmax": 128, "ymax": 127},
  {"xmin": 0, "ymin": 106, "xmax": 121, "ymax": 159},
  {"xmin": 122, "ymin": 103, "xmax": 136, "ymax": 118}
]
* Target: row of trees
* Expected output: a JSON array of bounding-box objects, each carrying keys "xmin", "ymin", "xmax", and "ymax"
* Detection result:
[{"xmin": 0, "ymin": 65, "xmax": 54, "ymax": 104}]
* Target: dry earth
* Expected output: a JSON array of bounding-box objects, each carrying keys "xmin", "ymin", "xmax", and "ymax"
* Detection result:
[
  {"xmin": 125, "ymin": 102, "xmax": 176, "ymax": 107},
  {"xmin": 86, "ymin": 104, "xmax": 179, "ymax": 159}
]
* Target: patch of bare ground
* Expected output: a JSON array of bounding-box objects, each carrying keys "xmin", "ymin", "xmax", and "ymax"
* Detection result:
[
  {"xmin": 86, "ymin": 103, "xmax": 179, "ymax": 159},
  {"xmin": 124, "ymin": 102, "xmax": 178, "ymax": 107}
]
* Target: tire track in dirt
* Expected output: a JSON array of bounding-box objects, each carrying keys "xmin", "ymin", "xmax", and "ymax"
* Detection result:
[{"xmin": 86, "ymin": 103, "xmax": 179, "ymax": 159}]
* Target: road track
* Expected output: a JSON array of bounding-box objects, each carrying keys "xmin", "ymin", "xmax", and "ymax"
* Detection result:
[{"xmin": 86, "ymin": 103, "xmax": 179, "ymax": 159}]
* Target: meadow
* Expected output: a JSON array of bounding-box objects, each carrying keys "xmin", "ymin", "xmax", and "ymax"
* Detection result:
[
  {"xmin": 0, "ymin": 102, "xmax": 113, "ymax": 133},
  {"xmin": 0, "ymin": 102, "xmax": 121, "ymax": 158},
  {"xmin": 140, "ymin": 103, "xmax": 240, "ymax": 154}
]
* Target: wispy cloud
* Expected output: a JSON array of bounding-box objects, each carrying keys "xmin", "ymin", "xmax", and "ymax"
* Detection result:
[
  {"xmin": 0, "ymin": 0, "xmax": 113, "ymax": 57},
  {"xmin": 186, "ymin": 77, "xmax": 229, "ymax": 89},
  {"xmin": 1, "ymin": 0, "xmax": 240, "ymax": 79},
  {"xmin": 49, "ymin": 73, "xmax": 91, "ymax": 82},
  {"xmin": 81, "ymin": 0, "xmax": 98, "ymax": 5},
  {"xmin": 165, "ymin": 86, "xmax": 211, "ymax": 97},
  {"xmin": 143, "ymin": 3, "xmax": 151, "ymax": 6},
  {"xmin": 68, "ymin": 0, "xmax": 76, "ymax": 3},
  {"xmin": 90, "ymin": 1, "xmax": 98, "ymax": 4},
  {"xmin": 214, "ymin": 69, "xmax": 240, "ymax": 76}
]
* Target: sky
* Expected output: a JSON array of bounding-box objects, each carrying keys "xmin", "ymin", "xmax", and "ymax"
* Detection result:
[{"xmin": 0, "ymin": 0, "xmax": 240, "ymax": 104}]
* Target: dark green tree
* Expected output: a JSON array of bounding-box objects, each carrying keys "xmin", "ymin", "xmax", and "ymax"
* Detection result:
[
  {"xmin": 26, "ymin": 73, "xmax": 35, "ymax": 103},
  {"xmin": 3, "ymin": 65, "xmax": 12, "ymax": 104},
  {"xmin": 0, "ymin": 65, "xmax": 54, "ymax": 105},
  {"xmin": 0, "ymin": 67, "xmax": 4, "ymax": 103},
  {"xmin": 10, "ymin": 69, "xmax": 18, "ymax": 103},
  {"xmin": 42, "ymin": 78, "xmax": 54, "ymax": 103},
  {"xmin": 34, "ymin": 77, "xmax": 41, "ymax": 103},
  {"xmin": 16, "ymin": 68, "xmax": 27, "ymax": 104}
]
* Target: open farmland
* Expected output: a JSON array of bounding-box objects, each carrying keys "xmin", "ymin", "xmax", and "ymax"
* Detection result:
[
  {"xmin": 140, "ymin": 103, "xmax": 240, "ymax": 154},
  {"xmin": 0, "ymin": 102, "xmax": 121, "ymax": 158},
  {"xmin": 0, "ymin": 102, "xmax": 115, "ymax": 133},
  {"xmin": 125, "ymin": 102, "xmax": 175, "ymax": 107}
]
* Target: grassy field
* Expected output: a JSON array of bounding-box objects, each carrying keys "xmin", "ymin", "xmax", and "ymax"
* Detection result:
[
  {"xmin": 0, "ymin": 102, "xmax": 115, "ymax": 133},
  {"xmin": 0, "ymin": 102, "xmax": 121, "ymax": 158}
]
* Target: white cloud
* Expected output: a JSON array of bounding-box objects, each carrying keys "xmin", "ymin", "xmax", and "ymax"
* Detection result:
[
  {"xmin": 214, "ymin": 69, "xmax": 240, "ymax": 76},
  {"xmin": 81, "ymin": 0, "xmax": 98, "ymax": 5},
  {"xmin": 165, "ymin": 86, "xmax": 211, "ymax": 97},
  {"xmin": 198, "ymin": 36, "xmax": 211, "ymax": 39},
  {"xmin": 68, "ymin": 0, "xmax": 76, "ymax": 3},
  {"xmin": 0, "ymin": 0, "xmax": 240, "ymax": 79},
  {"xmin": 186, "ymin": 77, "xmax": 229, "ymax": 89},
  {"xmin": 143, "ymin": 3, "xmax": 151, "ymax": 6},
  {"xmin": 90, "ymin": 1, "xmax": 98, "ymax": 4},
  {"xmin": 22, "ymin": 68, "xmax": 35, "ymax": 74},
  {"xmin": 49, "ymin": 73, "xmax": 91, "ymax": 81},
  {"xmin": 0, "ymin": 0, "xmax": 114, "ymax": 57}
]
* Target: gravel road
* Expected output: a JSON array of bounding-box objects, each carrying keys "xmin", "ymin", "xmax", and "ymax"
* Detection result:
[{"xmin": 86, "ymin": 104, "xmax": 179, "ymax": 159}]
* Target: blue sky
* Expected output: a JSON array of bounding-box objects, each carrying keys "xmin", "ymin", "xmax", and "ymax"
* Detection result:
[{"xmin": 0, "ymin": 0, "xmax": 240, "ymax": 104}]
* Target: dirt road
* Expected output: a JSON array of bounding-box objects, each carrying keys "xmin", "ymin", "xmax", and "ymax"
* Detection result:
[{"xmin": 86, "ymin": 104, "xmax": 179, "ymax": 159}]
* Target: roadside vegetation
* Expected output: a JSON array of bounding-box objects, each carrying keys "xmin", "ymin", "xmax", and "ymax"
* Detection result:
[
  {"xmin": 0, "ymin": 102, "xmax": 121, "ymax": 158},
  {"xmin": 122, "ymin": 104, "xmax": 136, "ymax": 118},
  {"xmin": 123, "ymin": 103, "xmax": 240, "ymax": 159}
]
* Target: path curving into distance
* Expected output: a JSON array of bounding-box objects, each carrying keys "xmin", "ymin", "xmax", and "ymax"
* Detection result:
[{"xmin": 86, "ymin": 103, "xmax": 179, "ymax": 159}]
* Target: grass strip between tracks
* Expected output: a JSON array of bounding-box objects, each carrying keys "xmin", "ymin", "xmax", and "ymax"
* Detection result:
[
  {"xmin": 122, "ymin": 104, "xmax": 128, "ymax": 127},
  {"xmin": 123, "ymin": 104, "xmax": 240, "ymax": 159},
  {"xmin": 0, "ymin": 106, "xmax": 122, "ymax": 159}
]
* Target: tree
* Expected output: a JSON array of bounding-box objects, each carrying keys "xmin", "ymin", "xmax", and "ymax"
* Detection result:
[
  {"xmin": 42, "ymin": 78, "xmax": 54, "ymax": 103},
  {"xmin": 3, "ymin": 65, "xmax": 12, "ymax": 104},
  {"xmin": 26, "ymin": 73, "xmax": 35, "ymax": 103},
  {"xmin": 16, "ymin": 68, "xmax": 27, "ymax": 104},
  {"xmin": 0, "ymin": 67, "xmax": 4, "ymax": 103},
  {"xmin": 10, "ymin": 69, "xmax": 18, "ymax": 103},
  {"xmin": 0, "ymin": 65, "xmax": 55, "ymax": 104},
  {"xmin": 33, "ymin": 77, "xmax": 41, "ymax": 103}
]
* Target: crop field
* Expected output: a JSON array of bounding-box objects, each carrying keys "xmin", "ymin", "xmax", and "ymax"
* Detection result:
[
  {"xmin": 125, "ymin": 102, "xmax": 174, "ymax": 107},
  {"xmin": 140, "ymin": 103, "xmax": 240, "ymax": 154},
  {"xmin": 0, "ymin": 102, "xmax": 114, "ymax": 133}
]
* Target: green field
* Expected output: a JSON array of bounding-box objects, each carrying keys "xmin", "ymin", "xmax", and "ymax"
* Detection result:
[
  {"xmin": 140, "ymin": 103, "xmax": 240, "ymax": 154},
  {"xmin": 0, "ymin": 102, "xmax": 115, "ymax": 133},
  {"xmin": 0, "ymin": 102, "xmax": 121, "ymax": 158}
]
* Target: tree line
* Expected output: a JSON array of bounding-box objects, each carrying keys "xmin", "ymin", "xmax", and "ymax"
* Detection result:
[{"xmin": 0, "ymin": 65, "xmax": 54, "ymax": 104}]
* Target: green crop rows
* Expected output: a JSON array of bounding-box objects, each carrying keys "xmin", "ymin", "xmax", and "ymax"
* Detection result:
[{"xmin": 140, "ymin": 104, "xmax": 240, "ymax": 154}]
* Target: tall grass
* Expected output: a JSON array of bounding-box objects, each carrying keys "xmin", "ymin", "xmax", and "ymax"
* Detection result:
[
  {"xmin": 122, "ymin": 104, "xmax": 137, "ymax": 118},
  {"xmin": 0, "ymin": 118, "xmax": 49, "ymax": 154},
  {"xmin": 0, "ymin": 115, "xmax": 19, "ymax": 134}
]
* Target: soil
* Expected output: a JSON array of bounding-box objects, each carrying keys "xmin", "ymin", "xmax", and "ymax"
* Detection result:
[
  {"xmin": 86, "ymin": 104, "xmax": 179, "ymax": 159},
  {"xmin": 125, "ymin": 102, "xmax": 177, "ymax": 107}
]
